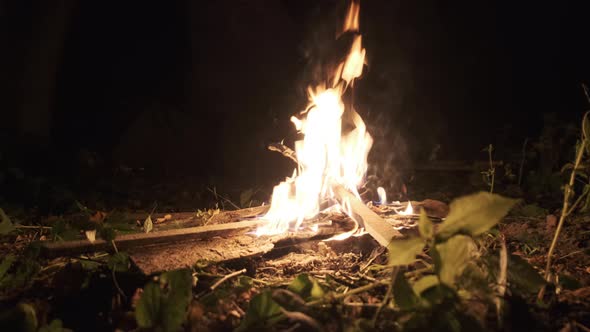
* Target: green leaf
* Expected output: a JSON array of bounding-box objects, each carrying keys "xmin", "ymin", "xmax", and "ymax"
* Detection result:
[
  {"xmin": 437, "ymin": 192, "xmax": 519, "ymax": 239},
  {"xmin": 310, "ymin": 279, "xmax": 325, "ymax": 299},
  {"xmin": 79, "ymin": 260, "xmax": 101, "ymax": 271},
  {"xmin": 108, "ymin": 252, "xmax": 130, "ymax": 273},
  {"xmin": 558, "ymin": 274, "xmax": 582, "ymax": 290},
  {"xmin": 160, "ymin": 269, "xmax": 192, "ymax": 331},
  {"xmin": 143, "ymin": 215, "xmax": 153, "ymax": 234},
  {"xmin": 236, "ymin": 290, "xmax": 283, "ymax": 332},
  {"xmin": 99, "ymin": 226, "xmax": 116, "ymax": 242},
  {"xmin": 0, "ymin": 303, "xmax": 38, "ymax": 332},
  {"xmin": 18, "ymin": 303, "xmax": 37, "ymax": 332},
  {"xmin": 0, "ymin": 259, "xmax": 41, "ymax": 290},
  {"xmin": 506, "ymin": 254, "xmax": 545, "ymax": 293},
  {"xmin": 135, "ymin": 269, "xmax": 192, "ymax": 332},
  {"xmin": 393, "ymin": 272, "xmax": 420, "ymax": 310},
  {"xmin": 435, "ymin": 235, "xmax": 475, "ymax": 287},
  {"xmin": 74, "ymin": 201, "xmax": 91, "ymax": 215},
  {"xmin": 412, "ymin": 275, "xmax": 439, "ymax": 296},
  {"xmin": 135, "ymin": 283, "xmax": 162, "ymax": 328},
  {"xmin": 287, "ymin": 273, "xmax": 324, "ymax": 300},
  {"xmin": 418, "ymin": 210, "xmax": 434, "ymax": 240},
  {"xmin": 388, "ymin": 237, "xmax": 425, "ymax": 266},
  {"xmin": 0, "ymin": 208, "xmax": 15, "ymax": 235},
  {"xmin": 51, "ymin": 219, "xmax": 66, "ymax": 240},
  {"xmin": 39, "ymin": 319, "xmax": 71, "ymax": 332},
  {"xmin": 0, "ymin": 255, "xmax": 15, "ymax": 280},
  {"xmin": 288, "ymin": 274, "xmax": 313, "ymax": 295}
]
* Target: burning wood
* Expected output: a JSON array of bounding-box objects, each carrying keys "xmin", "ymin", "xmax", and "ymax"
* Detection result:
[
  {"xmin": 253, "ymin": 1, "xmax": 410, "ymax": 248},
  {"xmin": 333, "ymin": 184, "xmax": 402, "ymax": 247}
]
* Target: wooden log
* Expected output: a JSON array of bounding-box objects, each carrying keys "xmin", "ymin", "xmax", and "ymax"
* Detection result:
[
  {"xmin": 333, "ymin": 184, "xmax": 403, "ymax": 247},
  {"xmin": 40, "ymin": 219, "xmax": 267, "ymax": 258},
  {"xmin": 129, "ymin": 218, "xmax": 356, "ymax": 274}
]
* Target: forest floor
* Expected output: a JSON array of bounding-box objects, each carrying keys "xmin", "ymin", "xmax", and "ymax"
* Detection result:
[{"xmin": 1, "ymin": 164, "xmax": 590, "ymax": 332}]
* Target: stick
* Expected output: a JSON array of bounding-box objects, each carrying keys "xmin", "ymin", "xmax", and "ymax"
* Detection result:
[
  {"xmin": 40, "ymin": 219, "xmax": 267, "ymax": 258},
  {"xmin": 333, "ymin": 184, "xmax": 403, "ymax": 247},
  {"xmin": 544, "ymin": 111, "xmax": 589, "ymax": 281},
  {"xmin": 210, "ymin": 268, "xmax": 247, "ymax": 290}
]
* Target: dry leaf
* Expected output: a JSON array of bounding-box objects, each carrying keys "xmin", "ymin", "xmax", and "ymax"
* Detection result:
[
  {"xmin": 85, "ymin": 229, "xmax": 97, "ymax": 243},
  {"xmin": 143, "ymin": 215, "xmax": 153, "ymax": 233},
  {"xmin": 156, "ymin": 214, "xmax": 172, "ymax": 223}
]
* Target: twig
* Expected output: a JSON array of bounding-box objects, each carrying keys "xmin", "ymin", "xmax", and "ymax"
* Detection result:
[
  {"xmin": 576, "ymin": 321, "xmax": 590, "ymax": 332},
  {"xmin": 518, "ymin": 138, "xmax": 529, "ymax": 186},
  {"xmin": 557, "ymin": 250, "xmax": 583, "ymax": 261},
  {"xmin": 207, "ymin": 187, "xmax": 240, "ymax": 210},
  {"xmin": 111, "ymin": 240, "xmax": 119, "ymax": 253},
  {"xmin": 112, "ymin": 268, "xmax": 127, "ymax": 300},
  {"xmin": 210, "ymin": 268, "xmax": 247, "ymax": 291},
  {"xmin": 372, "ymin": 266, "xmax": 399, "ymax": 325},
  {"xmin": 543, "ymin": 111, "xmax": 589, "ymax": 282},
  {"xmin": 360, "ymin": 247, "xmax": 385, "ymax": 273},
  {"xmin": 15, "ymin": 225, "xmax": 52, "ymax": 230},
  {"xmin": 583, "ymin": 84, "xmax": 590, "ymax": 106},
  {"xmin": 268, "ymin": 142, "xmax": 298, "ymax": 163},
  {"xmin": 496, "ymin": 236, "xmax": 507, "ymax": 328},
  {"xmin": 566, "ymin": 188, "xmax": 589, "ymax": 217},
  {"xmin": 280, "ymin": 308, "xmax": 322, "ymax": 331},
  {"xmin": 307, "ymin": 280, "xmax": 388, "ymax": 306}
]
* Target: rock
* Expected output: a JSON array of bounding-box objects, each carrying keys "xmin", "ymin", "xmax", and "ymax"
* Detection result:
[{"xmin": 419, "ymin": 199, "xmax": 450, "ymax": 218}]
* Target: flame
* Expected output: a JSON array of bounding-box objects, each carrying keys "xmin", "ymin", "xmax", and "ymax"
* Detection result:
[
  {"xmin": 377, "ymin": 187, "xmax": 387, "ymax": 205},
  {"xmin": 256, "ymin": 2, "xmax": 372, "ymax": 237},
  {"xmin": 399, "ymin": 201, "xmax": 414, "ymax": 215},
  {"xmin": 343, "ymin": 1, "xmax": 360, "ymax": 33}
]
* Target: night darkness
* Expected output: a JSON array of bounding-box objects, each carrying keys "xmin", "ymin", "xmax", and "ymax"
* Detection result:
[
  {"xmin": 4, "ymin": 1, "xmax": 590, "ymax": 331},
  {"xmin": 2, "ymin": 0, "xmax": 590, "ymax": 197}
]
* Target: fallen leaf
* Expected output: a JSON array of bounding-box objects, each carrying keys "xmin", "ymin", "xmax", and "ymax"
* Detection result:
[
  {"xmin": 144, "ymin": 216, "xmax": 153, "ymax": 233},
  {"xmin": 156, "ymin": 214, "xmax": 172, "ymax": 224}
]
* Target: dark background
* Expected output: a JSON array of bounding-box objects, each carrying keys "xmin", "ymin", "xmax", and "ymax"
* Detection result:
[{"xmin": 1, "ymin": 0, "xmax": 589, "ymax": 199}]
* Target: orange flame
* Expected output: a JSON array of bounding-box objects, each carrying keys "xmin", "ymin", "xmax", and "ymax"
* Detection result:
[
  {"xmin": 399, "ymin": 201, "xmax": 414, "ymax": 215},
  {"xmin": 256, "ymin": 1, "xmax": 371, "ymax": 237},
  {"xmin": 343, "ymin": 1, "xmax": 360, "ymax": 33}
]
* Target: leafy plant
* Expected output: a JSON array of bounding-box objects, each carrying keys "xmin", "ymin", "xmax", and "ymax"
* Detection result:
[
  {"xmin": 544, "ymin": 110, "xmax": 590, "ymax": 281},
  {"xmin": 135, "ymin": 268, "xmax": 193, "ymax": 332},
  {"xmin": 0, "ymin": 244, "xmax": 41, "ymax": 291},
  {"xmin": 236, "ymin": 290, "xmax": 283, "ymax": 332},
  {"xmin": 386, "ymin": 191, "xmax": 524, "ymax": 329},
  {"xmin": 0, "ymin": 208, "xmax": 15, "ymax": 235},
  {"xmin": 481, "ymin": 144, "xmax": 496, "ymax": 193}
]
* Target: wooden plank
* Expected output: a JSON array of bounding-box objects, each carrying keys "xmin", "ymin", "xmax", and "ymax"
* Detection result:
[
  {"xmin": 333, "ymin": 184, "xmax": 403, "ymax": 247},
  {"xmin": 40, "ymin": 219, "xmax": 267, "ymax": 258},
  {"xmin": 129, "ymin": 218, "xmax": 357, "ymax": 274}
]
